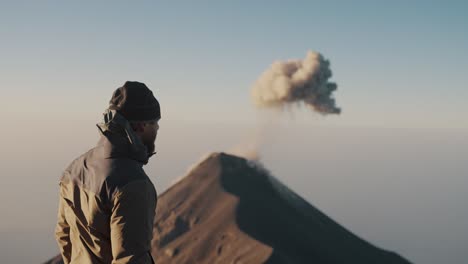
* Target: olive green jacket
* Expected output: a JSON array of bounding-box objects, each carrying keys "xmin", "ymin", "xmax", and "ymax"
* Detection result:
[{"xmin": 55, "ymin": 110, "xmax": 157, "ymax": 264}]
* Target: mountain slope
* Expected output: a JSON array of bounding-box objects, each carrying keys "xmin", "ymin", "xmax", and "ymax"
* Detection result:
[{"xmin": 45, "ymin": 152, "xmax": 412, "ymax": 264}]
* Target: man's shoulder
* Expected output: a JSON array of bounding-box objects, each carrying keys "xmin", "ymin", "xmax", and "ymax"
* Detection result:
[
  {"xmin": 105, "ymin": 159, "xmax": 148, "ymax": 186},
  {"xmin": 104, "ymin": 157, "xmax": 155, "ymax": 198},
  {"xmin": 60, "ymin": 147, "xmax": 97, "ymax": 181},
  {"xmin": 60, "ymin": 146, "xmax": 152, "ymax": 198}
]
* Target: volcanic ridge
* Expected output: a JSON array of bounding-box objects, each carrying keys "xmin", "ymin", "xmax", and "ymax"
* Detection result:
[{"xmin": 45, "ymin": 152, "xmax": 412, "ymax": 264}]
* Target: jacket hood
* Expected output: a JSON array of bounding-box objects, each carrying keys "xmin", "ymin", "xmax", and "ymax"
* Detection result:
[{"xmin": 96, "ymin": 109, "xmax": 153, "ymax": 164}]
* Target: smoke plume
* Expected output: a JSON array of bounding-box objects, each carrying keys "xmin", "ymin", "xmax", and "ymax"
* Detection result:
[{"xmin": 251, "ymin": 51, "xmax": 340, "ymax": 114}]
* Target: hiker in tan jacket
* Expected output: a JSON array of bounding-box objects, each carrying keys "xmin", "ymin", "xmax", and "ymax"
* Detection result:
[{"xmin": 55, "ymin": 81, "xmax": 160, "ymax": 264}]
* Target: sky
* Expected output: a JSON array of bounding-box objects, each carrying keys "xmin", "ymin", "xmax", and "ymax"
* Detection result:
[{"xmin": 0, "ymin": 1, "xmax": 467, "ymax": 263}]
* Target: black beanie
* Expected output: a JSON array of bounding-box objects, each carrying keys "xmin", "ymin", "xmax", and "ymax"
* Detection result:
[{"xmin": 109, "ymin": 81, "xmax": 161, "ymax": 121}]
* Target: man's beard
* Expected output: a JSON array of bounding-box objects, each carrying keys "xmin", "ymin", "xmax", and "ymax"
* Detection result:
[{"xmin": 145, "ymin": 142, "xmax": 155, "ymax": 156}]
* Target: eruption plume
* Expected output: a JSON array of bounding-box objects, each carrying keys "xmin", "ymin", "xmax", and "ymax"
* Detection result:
[{"xmin": 251, "ymin": 51, "xmax": 341, "ymax": 114}]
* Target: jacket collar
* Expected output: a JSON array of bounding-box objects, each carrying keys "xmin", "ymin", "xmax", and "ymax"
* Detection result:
[{"xmin": 96, "ymin": 109, "xmax": 151, "ymax": 164}]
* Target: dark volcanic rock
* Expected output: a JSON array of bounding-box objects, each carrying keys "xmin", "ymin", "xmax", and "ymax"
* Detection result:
[{"xmin": 45, "ymin": 152, "xmax": 412, "ymax": 264}]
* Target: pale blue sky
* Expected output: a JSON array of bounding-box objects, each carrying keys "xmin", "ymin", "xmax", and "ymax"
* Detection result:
[
  {"xmin": 1, "ymin": 1, "xmax": 467, "ymax": 263},
  {"xmin": 1, "ymin": 0, "xmax": 468, "ymax": 128}
]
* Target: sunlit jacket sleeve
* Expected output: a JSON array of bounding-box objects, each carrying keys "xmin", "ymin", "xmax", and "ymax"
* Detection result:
[
  {"xmin": 55, "ymin": 182, "xmax": 72, "ymax": 264},
  {"xmin": 110, "ymin": 180, "xmax": 157, "ymax": 264}
]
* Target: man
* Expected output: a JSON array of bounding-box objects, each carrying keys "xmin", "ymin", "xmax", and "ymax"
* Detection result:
[{"xmin": 55, "ymin": 81, "xmax": 160, "ymax": 264}]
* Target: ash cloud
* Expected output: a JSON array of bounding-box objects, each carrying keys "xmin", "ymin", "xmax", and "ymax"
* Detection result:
[{"xmin": 251, "ymin": 51, "xmax": 341, "ymax": 114}]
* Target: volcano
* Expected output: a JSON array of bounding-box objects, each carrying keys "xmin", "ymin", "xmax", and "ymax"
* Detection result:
[{"xmin": 45, "ymin": 152, "xmax": 411, "ymax": 264}]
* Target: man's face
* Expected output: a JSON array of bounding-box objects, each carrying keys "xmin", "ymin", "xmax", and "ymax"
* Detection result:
[{"xmin": 140, "ymin": 119, "xmax": 160, "ymax": 154}]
